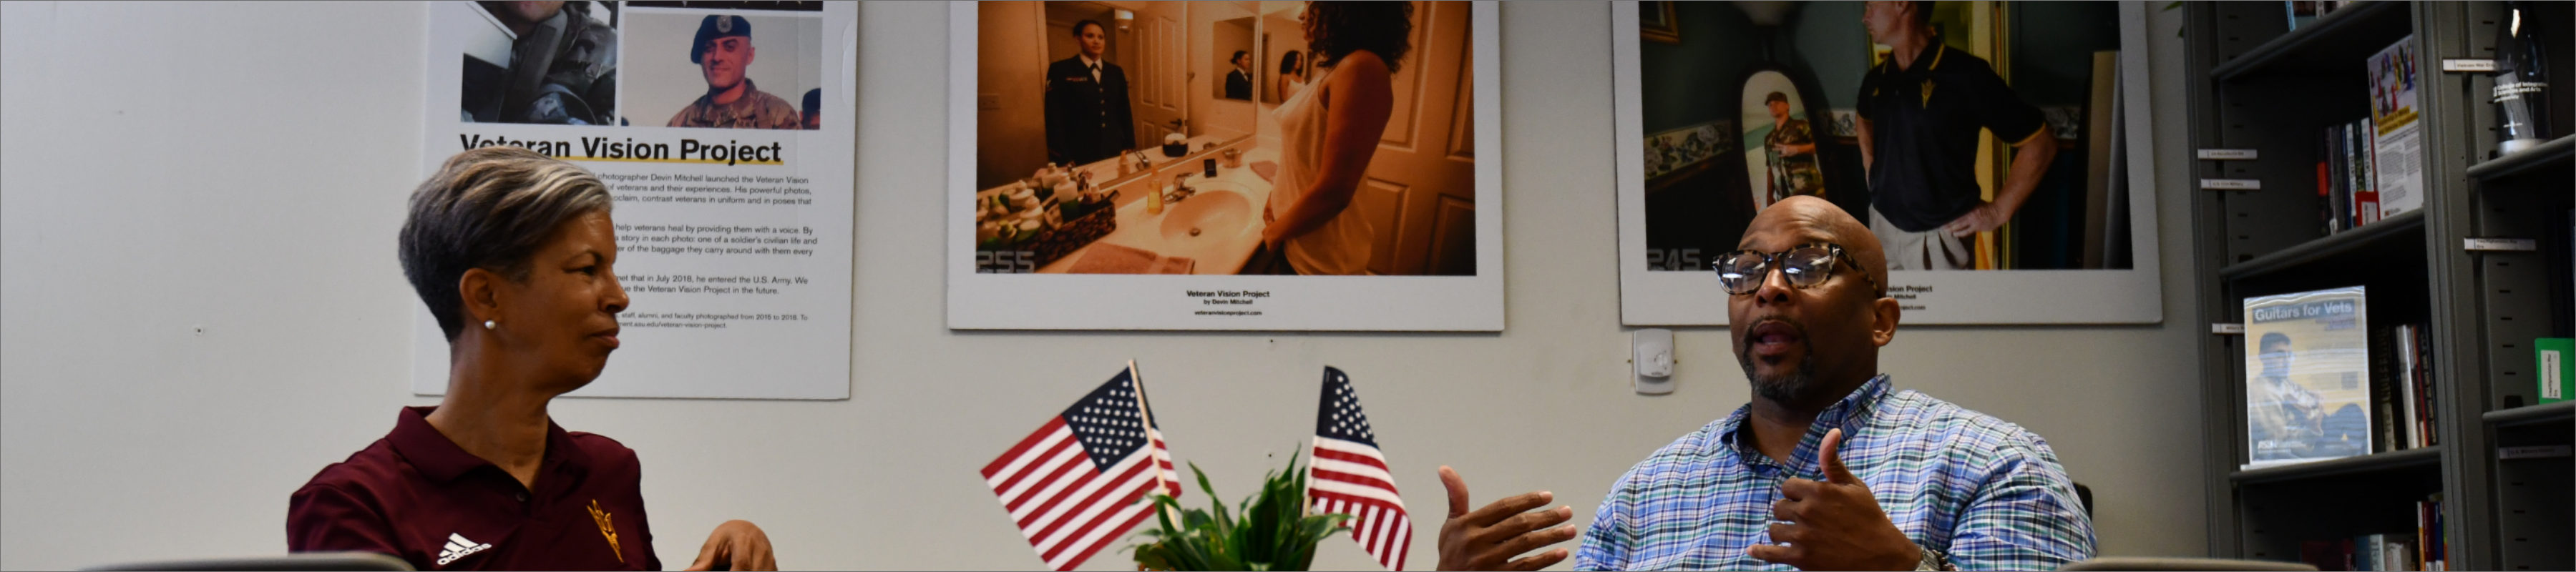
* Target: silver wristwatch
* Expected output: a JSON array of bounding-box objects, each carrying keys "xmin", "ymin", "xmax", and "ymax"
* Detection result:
[{"xmin": 1914, "ymin": 545, "xmax": 1954, "ymax": 571}]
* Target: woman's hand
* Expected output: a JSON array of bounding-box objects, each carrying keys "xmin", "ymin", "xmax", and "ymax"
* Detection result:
[{"xmin": 684, "ymin": 520, "xmax": 776, "ymax": 571}]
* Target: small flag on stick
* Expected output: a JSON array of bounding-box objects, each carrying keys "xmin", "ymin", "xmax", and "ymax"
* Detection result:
[
  {"xmin": 981, "ymin": 362, "xmax": 1179, "ymax": 571},
  {"xmin": 1308, "ymin": 366, "xmax": 1412, "ymax": 571}
]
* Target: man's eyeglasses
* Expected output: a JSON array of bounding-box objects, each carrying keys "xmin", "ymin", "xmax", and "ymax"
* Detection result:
[{"xmin": 1711, "ymin": 243, "xmax": 1884, "ymax": 297}]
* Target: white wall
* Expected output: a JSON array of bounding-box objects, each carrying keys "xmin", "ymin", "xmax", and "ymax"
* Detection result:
[{"xmin": 0, "ymin": 2, "xmax": 2207, "ymax": 571}]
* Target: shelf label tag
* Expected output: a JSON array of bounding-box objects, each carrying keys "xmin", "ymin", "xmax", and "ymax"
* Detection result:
[
  {"xmin": 2463, "ymin": 237, "xmax": 2538, "ymax": 252},
  {"xmin": 2498, "ymin": 445, "xmax": 2572, "ymax": 460},
  {"xmin": 2200, "ymin": 179, "xmax": 2260, "ymax": 190},
  {"xmin": 2210, "ymin": 323, "xmax": 2245, "ymax": 335},
  {"xmin": 2441, "ymin": 59, "xmax": 2496, "ymax": 72},
  {"xmin": 2197, "ymin": 149, "xmax": 2258, "ymax": 160}
]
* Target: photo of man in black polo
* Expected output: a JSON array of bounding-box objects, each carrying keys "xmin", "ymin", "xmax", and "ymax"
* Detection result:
[
  {"xmin": 1855, "ymin": 0, "xmax": 2057, "ymax": 270},
  {"xmin": 1043, "ymin": 19, "xmax": 1136, "ymax": 167}
]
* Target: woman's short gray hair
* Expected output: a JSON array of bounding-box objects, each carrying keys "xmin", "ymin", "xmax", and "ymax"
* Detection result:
[{"xmin": 399, "ymin": 147, "xmax": 613, "ymax": 340}]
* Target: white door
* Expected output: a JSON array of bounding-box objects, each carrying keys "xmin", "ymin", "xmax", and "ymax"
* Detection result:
[
  {"xmin": 1354, "ymin": 1, "xmax": 1475, "ymax": 275},
  {"xmin": 1121, "ymin": 1, "xmax": 1187, "ymax": 152}
]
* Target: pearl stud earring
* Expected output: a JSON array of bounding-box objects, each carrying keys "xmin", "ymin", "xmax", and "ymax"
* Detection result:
[{"xmin": 484, "ymin": 320, "xmax": 497, "ymax": 330}]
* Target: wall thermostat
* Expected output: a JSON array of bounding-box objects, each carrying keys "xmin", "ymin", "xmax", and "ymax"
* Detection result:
[{"xmin": 1633, "ymin": 328, "xmax": 1674, "ymax": 395}]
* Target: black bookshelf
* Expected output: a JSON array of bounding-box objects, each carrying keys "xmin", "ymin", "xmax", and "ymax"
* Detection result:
[
  {"xmin": 2186, "ymin": 2, "xmax": 2576, "ymax": 569},
  {"xmin": 2230, "ymin": 447, "xmax": 2444, "ymax": 484},
  {"xmin": 2482, "ymin": 400, "xmax": 2575, "ymax": 427},
  {"xmin": 2464, "ymin": 134, "xmax": 2574, "ymax": 181},
  {"xmin": 2218, "ymin": 209, "xmax": 2425, "ymax": 281},
  {"xmin": 2210, "ymin": 1, "xmax": 2413, "ymax": 82}
]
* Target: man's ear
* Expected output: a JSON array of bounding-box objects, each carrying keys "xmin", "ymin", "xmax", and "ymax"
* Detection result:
[
  {"xmin": 459, "ymin": 267, "xmax": 504, "ymax": 326},
  {"xmin": 1870, "ymin": 295, "xmax": 1901, "ymax": 347}
]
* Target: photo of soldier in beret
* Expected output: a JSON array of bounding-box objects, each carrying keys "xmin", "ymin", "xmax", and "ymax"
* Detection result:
[{"xmin": 666, "ymin": 14, "xmax": 804, "ymax": 129}]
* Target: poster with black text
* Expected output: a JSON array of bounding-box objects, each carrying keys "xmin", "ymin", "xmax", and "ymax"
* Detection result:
[{"xmin": 416, "ymin": 1, "xmax": 857, "ymax": 398}]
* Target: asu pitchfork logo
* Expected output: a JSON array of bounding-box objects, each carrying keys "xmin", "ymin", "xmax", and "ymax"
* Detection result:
[{"xmin": 588, "ymin": 500, "xmax": 625, "ymax": 563}]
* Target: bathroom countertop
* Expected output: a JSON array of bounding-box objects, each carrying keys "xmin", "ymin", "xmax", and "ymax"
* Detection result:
[{"xmin": 1033, "ymin": 144, "xmax": 1279, "ymax": 275}]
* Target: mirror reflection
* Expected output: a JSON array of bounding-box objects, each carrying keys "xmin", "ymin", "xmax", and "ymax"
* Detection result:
[
  {"xmin": 1259, "ymin": 7, "xmax": 1307, "ymax": 104},
  {"xmin": 974, "ymin": 1, "xmax": 1259, "ymax": 190},
  {"xmin": 1215, "ymin": 16, "xmax": 1256, "ymax": 101}
]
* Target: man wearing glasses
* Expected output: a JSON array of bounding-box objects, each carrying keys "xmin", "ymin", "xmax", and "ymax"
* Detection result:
[{"xmin": 1430, "ymin": 197, "xmax": 2094, "ymax": 571}]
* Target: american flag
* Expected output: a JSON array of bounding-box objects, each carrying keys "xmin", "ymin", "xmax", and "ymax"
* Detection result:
[
  {"xmin": 1308, "ymin": 367, "xmax": 1412, "ymax": 571},
  {"xmin": 981, "ymin": 363, "xmax": 1179, "ymax": 571}
]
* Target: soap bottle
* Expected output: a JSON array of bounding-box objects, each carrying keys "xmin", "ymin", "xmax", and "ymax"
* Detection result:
[{"xmin": 1146, "ymin": 181, "xmax": 1166, "ymax": 215}]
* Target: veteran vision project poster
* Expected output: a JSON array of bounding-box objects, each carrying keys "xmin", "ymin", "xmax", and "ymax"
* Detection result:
[{"xmin": 416, "ymin": 1, "xmax": 857, "ymax": 399}]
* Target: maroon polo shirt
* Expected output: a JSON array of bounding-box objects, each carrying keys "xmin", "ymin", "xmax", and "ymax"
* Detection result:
[{"xmin": 289, "ymin": 407, "xmax": 660, "ymax": 571}]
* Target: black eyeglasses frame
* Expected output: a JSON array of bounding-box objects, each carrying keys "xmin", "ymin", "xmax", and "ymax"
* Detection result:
[{"xmin": 1709, "ymin": 242, "xmax": 1885, "ymax": 298}]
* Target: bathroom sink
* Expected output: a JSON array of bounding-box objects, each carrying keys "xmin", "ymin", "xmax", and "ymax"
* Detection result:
[{"xmin": 1158, "ymin": 184, "xmax": 1254, "ymax": 247}]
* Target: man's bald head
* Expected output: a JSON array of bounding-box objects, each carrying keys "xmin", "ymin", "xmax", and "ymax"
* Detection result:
[
  {"xmin": 1739, "ymin": 196, "xmax": 1887, "ymax": 297},
  {"xmin": 1728, "ymin": 196, "xmax": 1901, "ymax": 411}
]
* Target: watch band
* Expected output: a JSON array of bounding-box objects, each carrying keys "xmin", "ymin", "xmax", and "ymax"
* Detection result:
[{"xmin": 1914, "ymin": 546, "xmax": 1954, "ymax": 571}]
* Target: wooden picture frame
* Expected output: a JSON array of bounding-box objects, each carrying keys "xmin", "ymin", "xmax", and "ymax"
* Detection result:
[{"xmin": 1639, "ymin": 1, "xmax": 1679, "ymax": 44}]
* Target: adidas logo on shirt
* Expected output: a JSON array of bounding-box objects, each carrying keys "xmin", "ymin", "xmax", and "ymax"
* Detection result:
[{"xmin": 435, "ymin": 532, "xmax": 492, "ymax": 566}]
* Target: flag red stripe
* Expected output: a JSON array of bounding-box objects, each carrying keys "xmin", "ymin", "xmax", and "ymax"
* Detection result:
[
  {"xmin": 1392, "ymin": 516, "xmax": 1413, "ymax": 571},
  {"xmin": 1311, "ymin": 467, "xmax": 1400, "ymax": 493},
  {"xmin": 1049, "ymin": 495, "xmax": 1157, "ymax": 571},
  {"xmin": 1015, "ymin": 450, "xmax": 1120, "ymax": 530},
  {"xmin": 1005, "ymin": 440, "xmax": 1094, "ymax": 517},
  {"xmin": 983, "ymin": 417, "xmax": 1070, "ymax": 477},
  {"xmin": 1312, "ymin": 488, "xmax": 1407, "ymax": 511},
  {"xmin": 1030, "ymin": 453, "xmax": 1154, "ymax": 549},
  {"xmin": 1035, "ymin": 461, "xmax": 1156, "ymax": 561},
  {"xmin": 1311, "ymin": 447, "xmax": 1391, "ymax": 471},
  {"xmin": 996, "ymin": 435, "xmax": 1080, "ymax": 509}
]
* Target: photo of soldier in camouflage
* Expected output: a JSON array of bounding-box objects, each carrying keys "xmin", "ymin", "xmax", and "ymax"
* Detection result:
[
  {"xmin": 624, "ymin": 9, "xmax": 823, "ymax": 131},
  {"xmin": 459, "ymin": 1, "xmax": 620, "ymax": 125}
]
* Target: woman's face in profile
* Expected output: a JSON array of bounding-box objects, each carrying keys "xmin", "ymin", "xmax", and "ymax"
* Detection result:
[
  {"xmin": 498, "ymin": 210, "xmax": 629, "ymax": 389},
  {"xmin": 1299, "ymin": 3, "xmax": 1317, "ymax": 44}
]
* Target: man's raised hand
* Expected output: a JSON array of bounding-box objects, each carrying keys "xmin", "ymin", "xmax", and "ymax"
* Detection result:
[
  {"xmin": 1435, "ymin": 466, "xmax": 1579, "ymax": 571},
  {"xmin": 1745, "ymin": 428, "xmax": 1923, "ymax": 571}
]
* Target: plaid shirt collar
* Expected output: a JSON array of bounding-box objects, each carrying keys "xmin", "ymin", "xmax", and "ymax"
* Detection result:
[{"xmin": 1709, "ymin": 374, "xmax": 1893, "ymax": 476}]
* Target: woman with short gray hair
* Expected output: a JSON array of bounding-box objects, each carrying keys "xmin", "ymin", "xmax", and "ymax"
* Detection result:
[{"xmin": 288, "ymin": 147, "xmax": 776, "ymax": 571}]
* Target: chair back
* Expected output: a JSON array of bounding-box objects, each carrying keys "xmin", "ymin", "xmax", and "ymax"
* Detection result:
[
  {"xmin": 84, "ymin": 551, "xmax": 413, "ymax": 571},
  {"xmin": 2059, "ymin": 556, "xmax": 2319, "ymax": 571}
]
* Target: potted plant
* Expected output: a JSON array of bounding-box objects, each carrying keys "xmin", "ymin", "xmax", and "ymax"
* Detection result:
[{"xmin": 1130, "ymin": 451, "xmax": 1353, "ymax": 571}]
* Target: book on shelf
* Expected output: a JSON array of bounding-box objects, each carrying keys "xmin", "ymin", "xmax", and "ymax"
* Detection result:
[
  {"xmin": 2538, "ymin": 337, "xmax": 2570, "ymax": 404},
  {"xmin": 2309, "ymin": 35, "xmax": 2427, "ymax": 236},
  {"xmin": 2379, "ymin": 323, "xmax": 2439, "ymax": 450},
  {"xmin": 2305, "ymin": 533, "xmax": 2423, "ymax": 571},
  {"xmin": 2366, "ymin": 35, "xmax": 2424, "ymax": 220},
  {"xmin": 2245, "ymin": 286, "xmax": 2373, "ymax": 470},
  {"xmin": 2415, "ymin": 494, "xmax": 2446, "ymax": 572},
  {"xmin": 2283, "ymin": 1, "xmax": 2357, "ymax": 31}
]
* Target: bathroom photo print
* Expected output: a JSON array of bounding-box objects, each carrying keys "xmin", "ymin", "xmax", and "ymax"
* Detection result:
[
  {"xmin": 947, "ymin": 1, "xmax": 1503, "ymax": 331},
  {"xmin": 1610, "ymin": 0, "xmax": 2165, "ymax": 325}
]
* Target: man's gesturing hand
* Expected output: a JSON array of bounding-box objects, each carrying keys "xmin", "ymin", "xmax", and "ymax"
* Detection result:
[
  {"xmin": 1435, "ymin": 466, "xmax": 1579, "ymax": 571},
  {"xmin": 1746, "ymin": 428, "xmax": 1922, "ymax": 571}
]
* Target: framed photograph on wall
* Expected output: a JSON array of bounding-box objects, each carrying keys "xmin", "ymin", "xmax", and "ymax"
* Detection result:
[
  {"xmin": 1611, "ymin": 0, "xmax": 2164, "ymax": 325},
  {"xmin": 946, "ymin": 1, "xmax": 1503, "ymax": 331}
]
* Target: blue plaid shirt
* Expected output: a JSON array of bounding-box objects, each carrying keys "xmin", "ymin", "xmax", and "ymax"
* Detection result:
[{"xmin": 1575, "ymin": 375, "xmax": 2095, "ymax": 571}]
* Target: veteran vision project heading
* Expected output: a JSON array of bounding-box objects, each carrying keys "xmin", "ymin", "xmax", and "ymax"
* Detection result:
[{"xmin": 460, "ymin": 134, "xmax": 785, "ymax": 166}]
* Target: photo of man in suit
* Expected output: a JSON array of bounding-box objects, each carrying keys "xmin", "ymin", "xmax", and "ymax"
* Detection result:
[
  {"xmin": 1043, "ymin": 19, "xmax": 1136, "ymax": 166},
  {"xmin": 1224, "ymin": 50, "xmax": 1253, "ymax": 100}
]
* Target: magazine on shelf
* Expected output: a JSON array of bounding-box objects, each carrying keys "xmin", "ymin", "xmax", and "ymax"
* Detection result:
[
  {"xmin": 2244, "ymin": 286, "xmax": 2373, "ymax": 470},
  {"xmin": 2367, "ymin": 35, "xmax": 2424, "ymax": 220}
]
